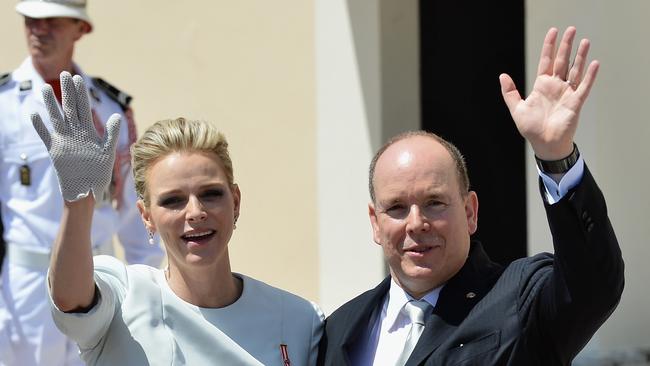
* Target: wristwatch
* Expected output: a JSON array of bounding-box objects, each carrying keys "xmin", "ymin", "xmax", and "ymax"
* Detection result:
[{"xmin": 535, "ymin": 144, "xmax": 580, "ymax": 174}]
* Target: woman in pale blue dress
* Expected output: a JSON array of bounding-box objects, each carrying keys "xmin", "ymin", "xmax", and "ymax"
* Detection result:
[{"xmin": 32, "ymin": 72, "xmax": 323, "ymax": 365}]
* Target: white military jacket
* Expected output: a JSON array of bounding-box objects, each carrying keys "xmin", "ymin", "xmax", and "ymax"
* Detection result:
[{"xmin": 0, "ymin": 58, "xmax": 162, "ymax": 266}]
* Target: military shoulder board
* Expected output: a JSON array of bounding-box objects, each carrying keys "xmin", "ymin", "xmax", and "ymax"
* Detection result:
[
  {"xmin": 92, "ymin": 77, "xmax": 133, "ymax": 111},
  {"xmin": 0, "ymin": 73, "xmax": 11, "ymax": 88}
]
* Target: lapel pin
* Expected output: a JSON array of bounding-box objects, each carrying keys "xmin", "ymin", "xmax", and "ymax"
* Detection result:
[{"xmin": 465, "ymin": 292, "xmax": 476, "ymax": 299}]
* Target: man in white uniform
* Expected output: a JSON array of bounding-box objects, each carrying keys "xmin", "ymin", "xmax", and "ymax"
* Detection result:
[{"xmin": 0, "ymin": 1, "xmax": 163, "ymax": 365}]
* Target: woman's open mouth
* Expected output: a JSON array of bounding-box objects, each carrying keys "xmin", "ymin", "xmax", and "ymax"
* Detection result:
[{"xmin": 181, "ymin": 230, "xmax": 216, "ymax": 246}]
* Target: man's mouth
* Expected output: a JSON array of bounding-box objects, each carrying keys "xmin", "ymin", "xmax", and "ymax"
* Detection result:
[{"xmin": 405, "ymin": 246, "xmax": 432, "ymax": 254}]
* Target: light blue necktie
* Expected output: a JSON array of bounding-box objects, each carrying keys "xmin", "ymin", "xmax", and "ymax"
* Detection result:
[{"xmin": 394, "ymin": 300, "xmax": 432, "ymax": 366}]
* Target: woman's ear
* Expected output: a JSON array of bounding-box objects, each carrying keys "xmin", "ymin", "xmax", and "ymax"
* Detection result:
[
  {"xmin": 231, "ymin": 184, "xmax": 241, "ymax": 222},
  {"xmin": 137, "ymin": 199, "xmax": 155, "ymax": 232}
]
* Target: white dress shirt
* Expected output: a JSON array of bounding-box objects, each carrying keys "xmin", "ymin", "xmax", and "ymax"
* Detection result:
[{"xmin": 369, "ymin": 279, "xmax": 442, "ymax": 366}]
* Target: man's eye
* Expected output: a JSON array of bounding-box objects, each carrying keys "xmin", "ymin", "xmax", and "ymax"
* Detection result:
[
  {"xmin": 424, "ymin": 200, "xmax": 447, "ymax": 215},
  {"xmin": 385, "ymin": 205, "xmax": 408, "ymax": 218}
]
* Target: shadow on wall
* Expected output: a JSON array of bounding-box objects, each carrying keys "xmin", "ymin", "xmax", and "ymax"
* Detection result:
[{"xmin": 574, "ymin": 348, "xmax": 650, "ymax": 366}]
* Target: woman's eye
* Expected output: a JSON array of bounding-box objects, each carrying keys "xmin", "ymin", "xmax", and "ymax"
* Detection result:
[
  {"xmin": 159, "ymin": 196, "xmax": 183, "ymax": 207},
  {"xmin": 202, "ymin": 189, "xmax": 224, "ymax": 199}
]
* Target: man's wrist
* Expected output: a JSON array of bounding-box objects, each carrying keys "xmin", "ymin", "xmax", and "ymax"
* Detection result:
[{"xmin": 535, "ymin": 143, "xmax": 580, "ymax": 174}]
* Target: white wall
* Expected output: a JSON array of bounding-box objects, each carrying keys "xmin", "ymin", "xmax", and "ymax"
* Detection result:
[
  {"xmin": 526, "ymin": 0, "xmax": 650, "ymax": 357},
  {"xmin": 316, "ymin": 0, "xmax": 420, "ymax": 314}
]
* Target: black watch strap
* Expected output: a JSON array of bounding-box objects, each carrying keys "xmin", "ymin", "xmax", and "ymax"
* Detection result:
[{"xmin": 535, "ymin": 144, "xmax": 580, "ymax": 174}]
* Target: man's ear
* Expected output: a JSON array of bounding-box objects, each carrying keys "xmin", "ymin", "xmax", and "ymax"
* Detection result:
[
  {"xmin": 79, "ymin": 20, "xmax": 91, "ymax": 34},
  {"xmin": 368, "ymin": 202, "xmax": 381, "ymax": 246},
  {"xmin": 137, "ymin": 199, "xmax": 155, "ymax": 232},
  {"xmin": 465, "ymin": 191, "xmax": 479, "ymax": 235},
  {"xmin": 72, "ymin": 20, "xmax": 91, "ymax": 41}
]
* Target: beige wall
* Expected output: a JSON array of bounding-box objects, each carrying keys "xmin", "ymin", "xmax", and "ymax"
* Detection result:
[{"xmin": 1, "ymin": 1, "xmax": 319, "ymax": 301}]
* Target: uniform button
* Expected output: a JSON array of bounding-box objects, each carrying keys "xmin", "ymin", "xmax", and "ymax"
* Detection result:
[{"xmin": 587, "ymin": 222, "xmax": 595, "ymax": 232}]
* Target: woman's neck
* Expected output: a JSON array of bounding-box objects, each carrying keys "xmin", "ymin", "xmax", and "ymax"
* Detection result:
[{"xmin": 165, "ymin": 260, "xmax": 243, "ymax": 308}]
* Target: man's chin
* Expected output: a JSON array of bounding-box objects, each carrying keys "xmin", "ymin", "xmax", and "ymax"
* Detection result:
[{"xmin": 29, "ymin": 49, "xmax": 52, "ymax": 61}]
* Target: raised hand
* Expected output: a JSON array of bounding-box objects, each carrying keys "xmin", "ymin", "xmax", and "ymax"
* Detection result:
[
  {"xmin": 31, "ymin": 71, "xmax": 121, "ymax": 202},
  {"xmin": 499, "ymin": 27, "xmax": 599, "ymax": 161}
]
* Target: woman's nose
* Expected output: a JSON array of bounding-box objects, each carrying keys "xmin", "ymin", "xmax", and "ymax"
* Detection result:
[{"xmin": 186, "ymin": 197, "xmax": 207, "ymax": 222}]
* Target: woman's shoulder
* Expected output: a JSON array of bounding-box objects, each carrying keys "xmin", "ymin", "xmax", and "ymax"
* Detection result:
[
  {"xmin": 93, "ymin": 255, "xmax": 162, "ymax": 286},
  {"xmin": 237, "ymin": 274, "xmax": 324, "ymax": 321}
]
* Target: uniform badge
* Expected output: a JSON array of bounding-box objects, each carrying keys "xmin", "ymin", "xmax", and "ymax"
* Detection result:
[
  {"xmin": 19, "ymin": 80, "xmax": 32, "ymax": 91},
  {"xmin": 0, "ymin": 73, "xmax": 10, "ymax": 87},
  {"xmin": 19, "ymin": 153, "xmax": 31, "ymax": 186}
]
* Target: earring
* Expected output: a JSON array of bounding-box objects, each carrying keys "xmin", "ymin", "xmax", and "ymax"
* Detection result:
[{"xmin": 148, "ymin": 230, "xmax": 155, "ymax": 245}]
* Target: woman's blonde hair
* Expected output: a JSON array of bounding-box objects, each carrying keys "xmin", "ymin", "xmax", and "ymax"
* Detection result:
[{"xmin": 131, "ymin": 118, "xmax": 234, "ymax": 206}]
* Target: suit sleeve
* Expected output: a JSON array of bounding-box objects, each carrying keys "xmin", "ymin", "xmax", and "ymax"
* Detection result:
[{"xmin": 520, "ymin": 165, "xmax": 624, "ymax": 363}]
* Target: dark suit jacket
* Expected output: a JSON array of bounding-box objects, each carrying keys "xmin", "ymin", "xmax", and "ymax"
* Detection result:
[{"xmin": 318, "ymin": 167, "xmax": 624, "ymax": 366}]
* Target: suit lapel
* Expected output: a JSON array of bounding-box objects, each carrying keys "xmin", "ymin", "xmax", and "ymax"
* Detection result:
[
  {"xmin": 338, "ymin": 277, "xmax": 392, "ymax": 365},
  {"xmin": 405, "ymin": 242, "xmax": 504, "ymax": 365},
  {"xmin": 405, "ymin": 311, "xmax": 456, "ymax": 365}
]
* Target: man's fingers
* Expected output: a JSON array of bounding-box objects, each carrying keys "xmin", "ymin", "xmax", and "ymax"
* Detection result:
[
  {"xmin": 537, "ymin": 28, "xmax": 559, "ymax": 76},
  {"xmin": 499, "ymin": 73, "xmax": 521, "ymax": 114},
  {"xmin": 552, "ymin": 26, "xmax": 577, "ymax": 80},
  {"xmin": 572, "ymin": 60, "xmax": 600, "ymax": 107},
  {"xmin": 30, "ymin": 113, "xmax": 52, "ymax": 151},
  {"xmin": 567, "ymin": 39, "xmax": 590, "ymax": 88},
  {"xmin": 103, "ymin": 113, "xmax": 122, "ymax": 154}
]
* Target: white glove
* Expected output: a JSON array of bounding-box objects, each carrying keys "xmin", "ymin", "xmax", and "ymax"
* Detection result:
[{"xmin": 31, "ymin": 71, "xmax": 121, "ymax": 202}]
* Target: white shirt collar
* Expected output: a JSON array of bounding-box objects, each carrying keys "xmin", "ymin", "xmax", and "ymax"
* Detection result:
[{"xmin": 384, "ymin": 277, "xmax": 443, "ymax": 332}]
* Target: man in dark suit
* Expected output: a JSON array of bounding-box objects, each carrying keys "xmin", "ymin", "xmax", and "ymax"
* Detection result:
[{"xmin": 317, "ymin": 26, "xmax": 624, "ymax": 366}]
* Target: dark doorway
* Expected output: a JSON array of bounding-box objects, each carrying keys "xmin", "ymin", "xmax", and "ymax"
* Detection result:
[{"xmin": 419, "ymin": 1, "xmax": 527, "ymax": 265}]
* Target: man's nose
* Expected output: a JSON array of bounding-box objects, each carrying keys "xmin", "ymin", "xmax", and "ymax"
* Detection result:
[
  {"xmin": 406, "ymin": 205, "xmax": 430, "ymax": 233},
  {"xmin": 25, "ymin": 18, "xmax": 50, "ymax": 34}
]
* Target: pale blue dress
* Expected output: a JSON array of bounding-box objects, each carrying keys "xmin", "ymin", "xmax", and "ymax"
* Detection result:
[{"xmin": 49, "ymin": 256, "xmax": 324, "ymax": 365}]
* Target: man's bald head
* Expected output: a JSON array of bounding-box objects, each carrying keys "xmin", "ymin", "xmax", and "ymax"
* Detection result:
[{"xmin": 368, "ymin": 131, "xmax": 470, "ymax": 203}]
